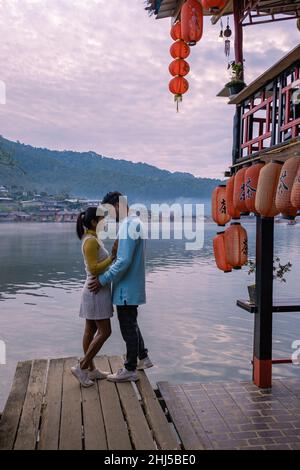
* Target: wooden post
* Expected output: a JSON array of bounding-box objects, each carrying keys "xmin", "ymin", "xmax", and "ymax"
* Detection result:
[
  {"xmin": 233, "ymin": 0, "xmax": 244, "ymax": 74},
  {"xmin": 253, "ymin": 215, "xmax": 274, "ymax": 388},
  {"xmin": 231, "ymin": 0, "xmax": 244, "ymax": 166},
  {"xmin": 232, "ymin": 105, "xmax": 242, "ymax": 165}
]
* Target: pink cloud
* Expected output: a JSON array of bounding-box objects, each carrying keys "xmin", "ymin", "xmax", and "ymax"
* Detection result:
[{"xmin": 0, "ymin": 0, "xmax": 299, "ymax": 177}]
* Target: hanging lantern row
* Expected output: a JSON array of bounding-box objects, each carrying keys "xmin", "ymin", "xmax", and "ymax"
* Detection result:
[
  {"xmin": 213, "ymin": 223, "xmax": 248, "ymax": 272},
  {"xmin": 212, "ymin": 163, "xmax": 265, "ymax": 226},
  {"xmin": 168, "ymin": 0, "xmax": 204, "ymax": 111},
  {"xmin": 212, "ymin": 156, "xmax": 300, "ymax": 273},
  {"xmin": 212, "ymin": 156, "xmax": 300, "ymax": 233},
  {"xmin": 169, "ymin": 22, "xmax": 190, "ymax": 111},
  {"xmin": 167, "ymin": 1, "xmax": 231, "ymax": 109}
]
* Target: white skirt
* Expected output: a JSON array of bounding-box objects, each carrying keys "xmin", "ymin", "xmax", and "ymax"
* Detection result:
[{"xmin": 79, "ymin": 279, "xmax": 113, "ymax": 320}]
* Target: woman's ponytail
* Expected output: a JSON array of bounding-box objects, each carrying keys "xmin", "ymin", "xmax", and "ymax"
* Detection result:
[
  {"xmin": 76, "ymin": 211, "xmax": 86, "ymax": 240},
  {"xmin": 76, "ymin": 207, "xmax": 99, "ymax": 239}
]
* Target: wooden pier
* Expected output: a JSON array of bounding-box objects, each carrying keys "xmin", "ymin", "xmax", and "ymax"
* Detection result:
[
  {"xmin": 1, "ymin": 356, "xmax": 300, "ymax": 450},
  {"xmin": 0, "ymin": 356, "xmax": 179, "ymax": 451}
]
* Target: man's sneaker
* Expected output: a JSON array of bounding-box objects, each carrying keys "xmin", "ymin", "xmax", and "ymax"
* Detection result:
[
  {"xmin": 88, "ymin": 369, "xmax": 110, "ymax": 381},
  {"xmin": 71, "ymin": 364, "xmax": 94, "ymax": 387},
  {"xmin": 137, "ymin": 356, "xmax": 154, "ymax": 370},
  {"xmin": 107, "ymin": 368, "xmax": 139, "ymax": 383}
]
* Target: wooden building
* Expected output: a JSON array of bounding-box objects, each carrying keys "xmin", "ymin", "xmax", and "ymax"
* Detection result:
[{"xmin": 147, "ymin": 0, "xmax": 300, "ymax": 389}]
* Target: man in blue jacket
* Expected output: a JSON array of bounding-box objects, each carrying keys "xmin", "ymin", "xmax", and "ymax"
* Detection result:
[{"xmin": 89, "ymin": 192, "xmax": 153, "ymax": 382}]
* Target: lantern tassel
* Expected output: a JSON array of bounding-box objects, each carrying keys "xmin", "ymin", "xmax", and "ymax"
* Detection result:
[{"xmin": 174, "ymin": 94, "xmax": 182, "ymax": 112}]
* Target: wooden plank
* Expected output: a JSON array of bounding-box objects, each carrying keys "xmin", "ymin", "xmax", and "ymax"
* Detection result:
[
  {"xmin": 95, "ymin": 356, "xmax": 132, "ymax": 450},
  {"xmin": 157, "ymin": 382, "xmax": 204, "ymax": 450},
  {"xmin": 109, "ymin": 356, "xmax": 156, "ymax": 450},
  {"xmin": 14, "ymin": 360, "xmax": 48, "ymax": 450},
  {"xmin": 137, "ymin": 371, "xmax": 179, "ymax": 450},
  {"xmin": 39, "ymin": 359, "xmax": 64, "ymax": 450},
  {"xmin": 81, "ymin": 373, "xmax": 107, "ymax": 450},
  {"xmin": 0, "ymin": 361, "xmax": 32, "ymax": 450},
  {"xmin": 59, "ymin": 357, "xmax": 83, "ymax": 450}
]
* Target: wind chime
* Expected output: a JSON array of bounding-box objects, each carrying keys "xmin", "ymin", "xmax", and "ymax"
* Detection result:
[{"xmin": 218, "ymin": 16, "xmax": 232, "ymax": 60}]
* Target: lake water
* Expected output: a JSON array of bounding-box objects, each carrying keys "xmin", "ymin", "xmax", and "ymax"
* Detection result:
[{"xmin": 1, "ymin": 221, "xmax": 300, "ymax": 409}]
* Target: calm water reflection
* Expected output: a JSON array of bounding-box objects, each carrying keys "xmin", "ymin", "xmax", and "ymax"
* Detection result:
[{"xmin": 1, "ymin": 222, "xmax": 300, "ymax": 409}]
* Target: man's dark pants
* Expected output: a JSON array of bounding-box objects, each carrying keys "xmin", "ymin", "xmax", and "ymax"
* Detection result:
[{"xmin": 117, "ymin": 305, "xmax": 148, "ymax": 371}]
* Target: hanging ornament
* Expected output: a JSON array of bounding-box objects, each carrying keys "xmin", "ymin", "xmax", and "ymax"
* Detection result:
[
  {"xmin": 218, "ymin": 18, "xmax": 224, "ymax": 43},
  {"xmin": 170, "ymin": 21, "xmax": 182, "ymax": 41},
  {"xmin": 255, "ymin": 161, "xmax": 283, "ymax": 218},
  {"xmin": 213, "ymin": 231, "xmax": 232, "ymax": 273},
  {"xmin": 223, "ymin": 17, "xmax": 232, "ymax": 58},
  {"xmin": 169, "ymin": 76, "xmax": 189, "ymax": 112},
  {"xmin": 211, "ymin": 184, "xmax": 231, "ymax": 227},
  {"xmin": 224, "ymin": 222, "xmax": 248, "ymax": 269},
  {"xmin": 275, "ymin": 156, "xmax": 300, "ymax": 219},
  {"xmin": 169, "ymin": 59, "xmax": 190, "ymax": 77},
  {"xmin": 181, "ymin": 0, "xmax": 204, "ymax": 46},
  {"xmin": 170, "ymin": 40, "xmax": 190, "ymax": 59}
]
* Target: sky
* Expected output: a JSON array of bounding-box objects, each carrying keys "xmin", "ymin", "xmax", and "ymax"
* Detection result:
[{"xmin": 0, "ymin": 0, "xmax": 299, "ymax": 178}]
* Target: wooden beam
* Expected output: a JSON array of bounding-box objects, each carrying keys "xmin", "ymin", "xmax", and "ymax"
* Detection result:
[{"xmin": 233, "ymin": 0, "xmax": 244, "ymax": 70}]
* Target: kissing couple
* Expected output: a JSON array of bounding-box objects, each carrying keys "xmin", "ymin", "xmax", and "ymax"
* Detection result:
[{"xmin": 71, "ymin": 191, "xmax": 153, "ymax": 387}]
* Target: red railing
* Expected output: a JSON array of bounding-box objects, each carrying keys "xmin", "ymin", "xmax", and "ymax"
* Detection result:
[
  {"xmin": 239, "ymin": 63, "xmax": 300, "ymax": 160},
  {"xmin": 241, "ymin": 92, "xmax": 273, "ymax": 156}
]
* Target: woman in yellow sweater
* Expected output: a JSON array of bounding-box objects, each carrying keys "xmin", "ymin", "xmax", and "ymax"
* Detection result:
[{"xmin": 71, "ymin": 207, "xmax": 117, "ymax": 387}]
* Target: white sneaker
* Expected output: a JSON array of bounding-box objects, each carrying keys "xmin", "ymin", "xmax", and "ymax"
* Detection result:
[
  {"xmin": 71, "ymin": 364, "xmax": 94, "ymax": 387},
  {"xmin": 88, "ymin": 368, "xmax": 110, "ymax": 381},
  {"xmin": 107, "ymin": 368, "xmax": 138, "ymax": 383},
  {"xmin": 137, "ymin": 356, "xmax": 154, "ymax": 370}
]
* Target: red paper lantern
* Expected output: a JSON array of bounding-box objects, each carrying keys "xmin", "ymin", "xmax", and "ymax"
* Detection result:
[
  {"xmin": 255, "ymin": 161, "xmax": 283, "ymax": 218},
  {"xmin": 170, "ymin": 40, "xmax": 190, "ymax": 59},
  {"xmin": 211, "ymin": 184, "xmax": 231, "ymax": 227},
  {"xmin": 169, "ymin": 59, "xmax": 190, "ymax": 77},
  {"xmin": 170, "ymin": 21, "xmax": 182, "ymax": 41},
  {"xmin": 244, "ymin": 162, "xmax": 265, "ymax": 213},
  {"xmin": 276, "ymin": 156, "xmax": 300, "ymax": 219},
  {"xmin": 181, "ymin": 0, "xmax": 203, "ymax": 46},
  {"xmin": 224, "ymin": 222, "xmax": 248, "ymax": 269},
  {"xmin": 213, "ymin": 231, "xmax": 232, "ymax": 273},
  {"xmin": 233, "ymin": 167, "xmax": 248, "ymax": 213},
  {"xmin": 201, "ymin": 0, "xmax": 227, "ymax": 11},
  {"xmin": 226, "ymin": 175, "xmax": 241, "ymax": 220},
  {"xmin": 291, "ymin": 165, "xmax": 300, "ymax": 210},
  {"xmin": 169, "ymin": 76, "xmax": 189, "ymax": 95}
]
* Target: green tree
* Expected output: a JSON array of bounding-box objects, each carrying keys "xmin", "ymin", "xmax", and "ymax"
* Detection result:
[{"xmin": 0, "ymin": 145, "xmax": 25, "ymax": 173}]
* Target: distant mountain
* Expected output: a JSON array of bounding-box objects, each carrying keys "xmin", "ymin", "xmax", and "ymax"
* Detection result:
[{"xmin": 0, "ymin": 136, "xmax": 221, "ymax": 203}]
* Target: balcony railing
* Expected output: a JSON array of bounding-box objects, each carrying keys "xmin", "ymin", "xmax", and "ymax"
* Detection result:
[{"xmin": 229, "ymin": 45, "xmax": 300, "ymax": 165}]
